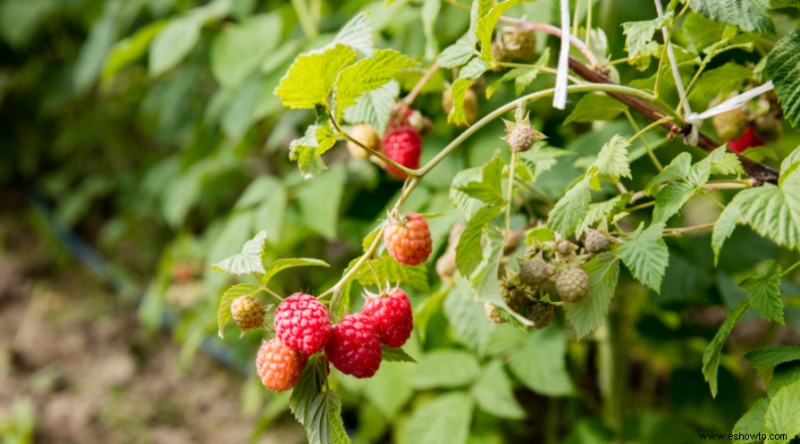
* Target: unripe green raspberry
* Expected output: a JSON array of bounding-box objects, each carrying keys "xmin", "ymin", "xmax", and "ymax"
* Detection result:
[
  {"xmin": 442, "ymin": 87, "xmax": 478, "ymax": 127},
  {"xmin": 527, "ymin": 301, "xmax": 555, "ymax": 329},
  {"xmin": 499, "ymin": 279, "xmax": 527, "ymax": 313},
  {"xmin": 555, "ymin": 267, "xmax": 590, "ymax": 303},
  {"xmin": 507, "ymin": 124, "xmax": 539, "ymax": 152},
  {"xmin": 754, "ymin": 115, "xmax": 782, "ymax": 142},
  {"xmin": 519, "ymin": 258, "xmax": 555, "ymax": 288},
  {"xmin": 583, "ymin": 230, "xmax": 610, "ymax": 254},
  {"xmin": 710, "ymin": 95, "xmax": 748, "ymax": 141},
  {"xmin": 484, "ymin": 303, "xmax": 507, "ymax": 324},
  {"xmin": 502, "ymin": 27, "xmax": 536, "ymax": 61},
  {"xmin": 555, "ymin": 239, "xmax": 578, "ymax": 256},
  {"xmin": 231, "ymin": 296, "xmax": 265, "ymax": 331},
  {"xmin": 347, "ymin": 124, "xmax": 379, "ymax": 160}
]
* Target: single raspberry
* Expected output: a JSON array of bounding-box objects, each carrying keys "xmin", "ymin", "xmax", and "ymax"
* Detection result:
[
  {"xmin": 556, "ymin": 267, "xmax": 590, "ymax": 303},
  {"xmin": 442, "ymin": 86, "xmax": 478, "ymax": 127},
  {"xmin": 255, "ymin": 338, "xmax": 304, "ymax": 392},
  {"xmin": 347, "ymin": 124, "xmax": 379, "ymax": 160},
  {"xmin": 384, "ymin": 212, "xmax": 432, "ymax": 266},
  {"xmin": 555, "ymin": 238, "xmax": 578, "ymax": 256},
  {"xmin": 727, "ymin": 125, "xmax": 766, "ymax": 153},
  {"xmin": 325, "ymin": 313, "xmax": 382, "ymax": 378},
  {"xmin": 527, "ymin": 301, "xmax": 555, "ymax": 329},
  {"xmin": 502, "ymin": 27, "xmax": 536, "ymax": 61},
  {"xmin": 500, "ymin": 279, "xmax": 528, "ymax": 313},
  {"xmin": 711, "ymin": 107, "xmax": 748, "ymax": 141},
  {"xmin": 507, "ymin": 124, "xmax": 539, "ymax": 152},
  {"xmin": 381, "ymin": 127, "xmax": 421, "ymax": 179},
  {"xmin": 484, "ymin": 303, "xmax": 507, "ymax": 324},
  {"xmin": 754, "ymin": 115, "xmax": 782, "ymax": 142},
  {"xmin": 362, "ymin": 288, "xmax": 413, "ymax": 348},
  {"xmin": 231, "ymin": 295, "xmax": 265, "ymax": 331},
  {"xmin": 274, "ymin": 293, "xmax": 332, "ymax": 356},
  {"xmin": 519, "ymin": 258, "xmax": 555, "ymax": 288},
  {"xmin": 583, "ymin": 230, "xmax": 610, "ymax": 254}
]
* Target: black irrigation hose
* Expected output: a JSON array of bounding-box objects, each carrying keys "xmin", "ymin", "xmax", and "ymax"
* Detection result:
[{"xmin": 26, "ymin": 187, "xmax": 249, "ymax": 374}]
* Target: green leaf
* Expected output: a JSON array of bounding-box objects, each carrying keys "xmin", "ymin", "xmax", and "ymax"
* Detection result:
[
  {"xmin": 343, "ymin": 81, "xmax": 399, "ymax": 136},
  {"xmin": 262, "ymin": 258, "xmax": 329, "ymax": 286},
  {"xmin": 212, "ymin": 231, "xmax": 268, "ymax": 275},
  {"xmin": 103, "ymin": 21, "xmax": 166, "ymax": 82},
  {"xmin": 296, "ymin": 164, "xmax": 346, "ymax": 238},
  {"xmin": 404, "ymin": 392, "xmax": 473, "ymax": 444},
  {"xmin": 447, "ymin": 58, "xmax": 488, "ymax": 126},
  {"xmin": 618, "ymin": 223, "xmax": 669, "ymax": 293},
  {"xmin": 331, "ymin": 12, "xmax": 374, "ymax": 57},
  {"xmin": 381, "ymin": 345, "xmax": 417, "ymax": 363},
  {"xmin": 421, "ymin": 0, "xmax": 441, "ymax": 60},
  {"xmin": 438, "ymin": 39, "xmax": 474, "ymax": 68},
  {"xmin": 564, "ymin": 94, "xmax": 628, "ymax": 124},
  {"xmin": 333, "ymin": 49, "xmax": 418, "ymax": 121},
  {"xmin": 765, "ymin": 30, "xmax": 800, "ymax": 128},
  {"xmin": 445, "ymin": 277, "xmax": 500, "ymax": 353},
  {"xmin": 732, "ymin": 397, "xmax": 769, "ymax": 444},
  {"xmin": 217, "ymin": 283, "xmax": 259, "ymax": 338},
  {"xmin": 353, "ymin": 254, "xmax": 430, "ymax": 293},
  {"xmin": 588, "ymin": 134, "xmax": 632, "ymax": 187},
  {"xmin": 688, "ymin": 62, "xmax": 753, "ymax": 103},
  {"xmin": 486, "ymin": 48, "xmax": 550, "ymax": 98},
  {"xmin": 473, "ymin": 360, "xmax": 526, "ymax": 419},
  {"xmin": 621, "ymin": 13, "xmax": 672, "ymax": 69},
  {"xmin": 455, "ymin": 156, "xmax": 506, "ymax": 206},
  {"xmin": 548, "ymin": 178, "xmax": 591, "ymax": 238},
  {"xmin": 741, "ymin": 261, "xmax": 784, "ymax": 324},
  {"xmin": 476, "ymin": 0, "xmax": 533, "ymax": 61},
  {"xmin": 564, "ymin": 253, "xmax": 620, "ymax": 338},
  {"xmin": 764, "ymin": 380, "xmax": 800, "ymax": 443},
  {"xmin": 149, "ymin": 17, "xmax": 201, "ymax": 77},
  {"xmin": 289, "ymin": 121, "xmax": 338, "ymax": 178},
  {"xmin": 210, "ymin": 14, "xmax": 281, "ymax": 89},
  {"xmin": 290, "ymin": 355, "xmax": 349, "ymax": 444},
  {"xmin": 413, "ymin": 350, "xmax": 481, "ymax": 389},
  {"xmin": 525, "ymin": 225, "xmax": 556, "ymax": 246},
  {"xmin": 747, "ymin": 345, "xmax": 800, "ymax": 368},
  {"xmin": 274, "ymin": 44, "xmax": 358, "ymax": 109},
  {"xmin": 456, "ymin": 205, "xmax": 503, "ymax": 277},
  {"xmin": 688, "ymin": 0, "xmax": 775, "ymax": 33},
  {"xmin": 702, "ymin": 300, "xmax": 750, "ymax": 397},
  {"xmin": 645, "ymin": 152, "xmax": 692, "ymax": 193},
  {"xmin": 576, "ymin": 194, "xmax": 629, "ymax": 235},
  {"xmin": 652, "ymin": 182, "xmax": 696, "ymax": 223},
  {"xmin": 508, "ymin": 328, "xmax": 574, "ymax": 396}
]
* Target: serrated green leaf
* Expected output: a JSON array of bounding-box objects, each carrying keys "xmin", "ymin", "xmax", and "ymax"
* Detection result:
[
  {"xmin": 652, "ymin": 182, "xmax": 696, "ymax": 223},
  {"xmin": 331, "ymin": 12, "xmax": 374, "ymax": 57},
  {"xmin": 210, "ymin": 14, "xmax": 281, "ymax": 89},
  {"xmin": 404, "ymin": 392, "xmax": 473, "ymax": 444},
  {"xmin": 275, "ymin": 44, "xmax": 357, "ymax": 109},
  {"xmin": 289, "ymin": 122, "xmax": 338, "ymax": 178},
  {"xmin": 456, "ymin": 205, "xmax": 503, "ymax": 277},
  {"xmin": 576, "ymin": 194, "xmax": 629, "ymax": 235},
  {"xmin": 354, "ymin": 254, "xmax": 430, "ymax": 293},
  {"xmin": 334, "ymin": 49, "xmax": 418, "ymax": 121},
  {"xmin": 413, "ymin": 350, "xmax": 480, "ymax": 389},
  {"xmin": 548, "ymin": 178, "xmax": 591, "ymax": 238},
  {"xmin": 381, "ymin": 345, "xmax": 417, "ymax": 363},
  {"xmin": 688, "ymin": 0, "xmax": 775, "ymax": 33},
  {"xmin": 212, "ymin": 231, "xmax": 268, "ymax": 275},
  {"xmin": 343, "ymin": 81, "xmax": 399, "ymax": 136},
  {"xmin": 741, "ymin": 261, "xmax": 784, "ymax": 324},
  {"xmin": 564, "ymin": 253, "xmax": 620, "ymax": 338},
  {"xmin": 747, "ymin": 345, "xmax": 800, "ymax": 368},
  {"xmin": 438, "ymin": 39, "xmax": 475, "ymax": 68},
  {"xmin": 525, "ymin": 225, "xmax": 556, "ymax": 246},
  {"xmin": 618, "ymin": 223, "xmax": 669, "ymax": 293},
  {"xmin": 477, "ymin": 0, "xmax": 533, "ymax": 61},
  {"xmin": 702, "ymin": 300, "xmax": 750, "ymax": 397},
  {"xmin": 517, "ymin": 143, "xmax": 572, "ymax": 180},
  {"xmin": 451, "ymin": 166, "xmax": 489, "ymax": 219},
  {"xmin": 732, "ymin": 397, "xmax": 769, "ymax": 444},
  {"xmin": 621, "ymin": 13, "xmax": 672, "ymax": 69},
  {"xmin": 473, "ymin": 360, "xmax": 526, "ymax": 419},
  {"xmin": 217, "ymin": 283, "xmax": 259, "ymax": 338},
  {"xmin": 765, "ymin": 30, "xmax": 800, "ymax": 128},
  {"xmin": 448, "ymin": 58, "xmax": 488, "ymax": 126},
  {"xmin": 149, "ymin": 17, "xmax": 201, "ymax": 77},
  {"xmin": 455, "ymin": 156, "xmax": 506, "ymax": 205},
  {"xmin": 589, "ymin": 134, "xmax": 631, "ymax": 187},
  {"xmin": 445, "ymin": 278, "xmax": 499, "ymax": 353},
  {"xmin": 290, "ymin": 355, "xmax": 349, "ymax": 444},
  {"xmin": 262, "ymin": 258, "xmax": 329, "ymax": 286},
  {"xmin": 646, "ymin": 152, "xmax": 692, "ymax": 193},
  {"xmin": 780, "ymin": 146, "xmax": 800, "ymax": 180},
  {"xmin": 764, "ymin": 380, "xmax": 800, "ymax": 443},
  {"xmin": 508, "ymin": 328, "xmax": 574, "ymax": 396},
  {"xmin": 564, "ymin": 94, "xmax": 628, "ymax": 124},
  {"xmin": 688, "ymin": 62, "xmax": 753, "ymax": 103}
]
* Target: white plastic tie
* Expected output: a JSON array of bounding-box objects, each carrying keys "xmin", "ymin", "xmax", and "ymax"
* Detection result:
[
  {"xmin": 685, "ymin": 81, "xmax": 775, "ymax": 126},
  {"xmin": 552, "ymin": 0, "xmax": 570, "ymax": 110}
]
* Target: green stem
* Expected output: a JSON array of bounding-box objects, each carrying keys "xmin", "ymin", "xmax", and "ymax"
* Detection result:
[
  {"xmin": 624, "ymin": 111, "xmax": 666, "ymax": 171},
  {"xmin": 626, "ymin": 201, "xmax": 655, "ymax": 212},
  {"xmin": 662, "ymin": 222, "xmax": 715, "ymax": 236},
  {"xmin": 782, "ymin": 258, "xmax": 800, "ymax": 276},
  {"xmin": 506, "ymin": 149, "xmax": 517, "ymax": 236}
]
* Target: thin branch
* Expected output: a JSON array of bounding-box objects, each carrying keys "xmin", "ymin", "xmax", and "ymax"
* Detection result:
[
  {"xmin": 662, "ymin": 223, "xmax": 715, "ymax": 236},
  {"xmin": 401, "ymin": 62, "xmax": 440, "ymax": 107},
  {"xmin": 499, "ymin": 17, "xmax": 600, "ymax": 67}
]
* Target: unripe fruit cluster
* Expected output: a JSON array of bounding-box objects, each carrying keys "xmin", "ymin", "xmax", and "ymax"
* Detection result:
[{"xmin": 710, "ymin": 91, "xmax": 783, "ymax": 153}]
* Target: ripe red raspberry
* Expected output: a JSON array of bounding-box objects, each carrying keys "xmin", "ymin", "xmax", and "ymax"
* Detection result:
[
  {"xmin": 231, "ymin": 295, "xmax": 265, "ymax": 331},
  {"xmin": 362, "ymin": 288, "xmax": 413, "ymax": 348},
  {"xmin": 727, "ymin": 126, "xmax": 765, "ymax": 153},
  {"xmin": 255, "ymin": 338, "xmax": 303, "ymax": 392},
  {"xmin": 325, "ymin": 313, "xmax": 382, "ymax": 378},
  {"xmin": 381, "ymin": 128, "xmax": 421, "ymax": 179},
  {"xmin": 274, "ymin": 293, "xmax": 332, "ymax": 356},
  {"xmin": 384, "ymin": 212, "xmax": 432, "ymax": 266}
]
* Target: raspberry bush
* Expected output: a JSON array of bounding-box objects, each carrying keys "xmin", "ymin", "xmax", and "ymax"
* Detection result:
[{"xmin": 23, "ymin": 0, "xmax": 800, "ymax": 442}]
